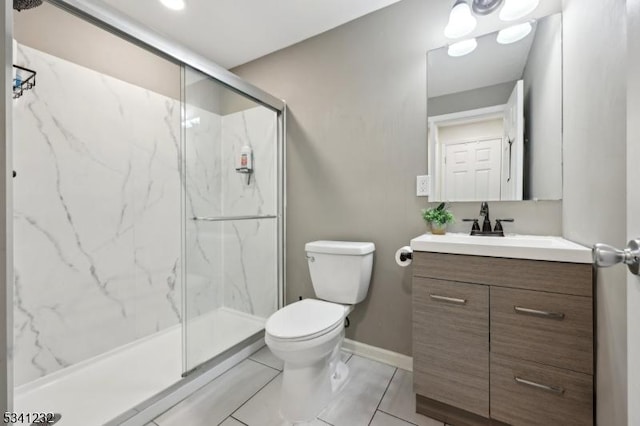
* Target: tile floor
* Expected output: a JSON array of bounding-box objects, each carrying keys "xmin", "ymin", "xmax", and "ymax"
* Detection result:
[{"xmin": 148, "ymin": 346, "xmax": 444, "ymax": 426}]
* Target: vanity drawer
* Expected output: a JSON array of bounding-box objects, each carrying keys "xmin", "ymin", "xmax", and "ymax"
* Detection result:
[
  {"xmin": 490, "ymin": 354, "xmax": 593, "ymax": 426},
  {"xmin": 413, "ymin": 277, "xmax": 489, "ymax": 417},
  {"xmin": 413, "ymin": 252, "xmax": 592, "ymax": 297},
  {"xmin": 490, "ymin": 287, "xmax": 593, "ymax": 374}
]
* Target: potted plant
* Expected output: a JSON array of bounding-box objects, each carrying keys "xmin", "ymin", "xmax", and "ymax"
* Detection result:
[{"xmin": 422, "ymin": 202, "xmax": 455, "ymax": 235}]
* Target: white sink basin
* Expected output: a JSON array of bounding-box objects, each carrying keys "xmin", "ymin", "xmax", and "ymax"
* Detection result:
[{"xmin": 410, "ymin": 233, "xmax": 592, "ymax": 263}]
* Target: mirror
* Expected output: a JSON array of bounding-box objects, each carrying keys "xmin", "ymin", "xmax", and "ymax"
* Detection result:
[{"xmin": 427, "ymin": 12, "xmax": 562, "ymax": 202}]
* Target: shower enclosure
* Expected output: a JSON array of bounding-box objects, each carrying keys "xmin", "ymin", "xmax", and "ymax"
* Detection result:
[
  {"xmin": 7, "ymin": 1, "xmax": 285, "ymax": 425},
  {"xmin": 182, "ymin": 66, "xmax": 281, "ymax": 373}
]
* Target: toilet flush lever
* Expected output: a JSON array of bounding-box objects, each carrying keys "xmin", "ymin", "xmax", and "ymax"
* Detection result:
[
  {"xmin": 593, "ymin": 239, "xmax": 640, "ymax": 275},
  {"xmin": 306, "ymin": 254, "xmax": 315, "ymax": 262}
]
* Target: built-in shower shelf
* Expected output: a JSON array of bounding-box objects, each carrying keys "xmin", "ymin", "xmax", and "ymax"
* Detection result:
[{"xmin": 13, "ymin": 64, "xmax": 36, "ymax": 99}]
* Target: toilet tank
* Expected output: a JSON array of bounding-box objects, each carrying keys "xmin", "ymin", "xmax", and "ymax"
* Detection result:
[{"xmin": 305, "ymin": 241, "xmax": 375, "ymax": 304}]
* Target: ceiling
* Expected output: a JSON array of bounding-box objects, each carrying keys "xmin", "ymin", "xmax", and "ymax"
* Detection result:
[
  {"xmin": 95, "ymin": 0, "xmax": 404, "ymax": 69},
  {"xmin": 80, "ymin": 0, "xmax": 562, "ymax": 71}
]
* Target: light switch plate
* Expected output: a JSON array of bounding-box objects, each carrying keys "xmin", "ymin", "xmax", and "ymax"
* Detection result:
[{"xmin": 417, "ymin": 175, "xmax": 430, "ymax": 197}]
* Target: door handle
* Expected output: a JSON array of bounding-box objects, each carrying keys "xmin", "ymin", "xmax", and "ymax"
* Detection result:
[{"xmin": 593, "ymin": 239, "xmax": 640, "ymax": 275}]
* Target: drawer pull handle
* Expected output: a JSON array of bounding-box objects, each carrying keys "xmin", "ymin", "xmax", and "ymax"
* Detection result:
[
  {"xmin": 430, "ymin": 294, "xmax": 467, "ymax": 305},
  {"xmin": 514, "ymin": 306, "xmax": 565, "ymax": 320},
  {"xmin": 514, "ymin": 376, "xmax": 565, "ymax": 395}
]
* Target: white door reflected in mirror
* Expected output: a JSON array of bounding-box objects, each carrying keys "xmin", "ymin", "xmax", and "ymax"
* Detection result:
[
  {"xmin": 444, "ymin": 138, "xmax": 502, "ymax": 201},
  {"xmin": 429, "ymin": 80, "xmax": 523, "ymax": 202}
]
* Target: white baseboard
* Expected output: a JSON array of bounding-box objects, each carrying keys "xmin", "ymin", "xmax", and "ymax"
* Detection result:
[{"xmin": 342, "ymin": 338, "xmax": 413, "ymax": 372}]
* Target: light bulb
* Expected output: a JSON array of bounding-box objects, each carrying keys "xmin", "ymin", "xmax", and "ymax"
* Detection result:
[
  {"xmin": 499, "ymin": 0, "xmax": 539, "ymax": 21},
  {"xmin": 448, "ymin": 38, "xmax": 478, "ymax": 57},
  {"xmin": 497, "ymin": 22, "xmax": 533, "ymax": 44},
  {"xmin": 159, "ymin": 0, "xmax": 185, "ymax": 11},
  {"xmin": 444, "ymin": 1, "xmax": 477, "ymax": 39}
]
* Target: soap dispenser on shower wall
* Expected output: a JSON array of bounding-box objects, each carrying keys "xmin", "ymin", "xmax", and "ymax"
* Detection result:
[{"xmin": 235, "ymin": 144, "xmax": 253, "ymax": 185}]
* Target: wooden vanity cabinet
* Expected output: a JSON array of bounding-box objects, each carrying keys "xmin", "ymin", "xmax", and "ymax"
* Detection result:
[
  {"xmin": 413, "ymin": 277, "xmax": 490, "ymax": 417},
  {"xmin": 412, "ymin": 252, "xmax": 594, "ymax": 426}
]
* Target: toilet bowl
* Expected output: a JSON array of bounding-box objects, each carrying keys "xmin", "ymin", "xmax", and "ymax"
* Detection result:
[
  {"xmin": 265, "ymin": 240, "xmax": 375, "ymax": 423},
  {"xmin": 266, "ymin": 299, "xmax": 352, "ymax": 422}
]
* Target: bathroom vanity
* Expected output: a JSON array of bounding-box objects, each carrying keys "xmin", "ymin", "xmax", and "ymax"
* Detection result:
[{"xmin": 410, "ymin": 234, "xmax": 593, "ymax": 426}]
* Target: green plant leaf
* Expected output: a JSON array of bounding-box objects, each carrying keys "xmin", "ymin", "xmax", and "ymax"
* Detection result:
[{"xmin": 422, "ymin": 203, "xmax": 455, "ymax": 225}]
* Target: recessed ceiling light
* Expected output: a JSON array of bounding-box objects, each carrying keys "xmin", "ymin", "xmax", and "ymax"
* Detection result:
[
  {"xmin": 444, "ymin": 0, "xmax": 477, "ymax": 39},
  {"xmin": 499, "ymin": 0, "xmax": 539, "ymax": 21},
  {"xmin": 159, "ymin": 0, "xmax": 185, "ymax": 11},
  {"xmin": 497, "ymin": 22, "xmax": 533, "ymax": 44},
  {"xmin": 448, "ymin": 38, "xmax": 478, "ymax": 57}
]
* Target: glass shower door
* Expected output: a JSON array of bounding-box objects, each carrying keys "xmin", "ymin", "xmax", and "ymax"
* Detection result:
[{"xmin": 182, "ymin": 66, "xmax": 279, "ymax": 372}]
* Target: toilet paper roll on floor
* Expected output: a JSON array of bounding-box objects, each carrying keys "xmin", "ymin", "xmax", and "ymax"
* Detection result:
[{"xmin": 395, "ymin": 246, "xmax": 413, "ymax": 267}]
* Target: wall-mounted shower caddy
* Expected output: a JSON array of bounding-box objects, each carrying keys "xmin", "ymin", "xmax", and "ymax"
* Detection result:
[{"xmin": 13, "ymin": 65, "xmax": 37, "ymax": 99}]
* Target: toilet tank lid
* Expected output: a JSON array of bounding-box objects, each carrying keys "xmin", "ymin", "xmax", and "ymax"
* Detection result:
[{"xmin": 305, "ymin": 240, "xmax": 375, "ymax": 255}]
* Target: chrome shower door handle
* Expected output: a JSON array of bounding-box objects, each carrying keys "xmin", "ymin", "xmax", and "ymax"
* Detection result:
[{"xmin": 593, "ymin": 239, "xmax": 640, "ymax": 275}]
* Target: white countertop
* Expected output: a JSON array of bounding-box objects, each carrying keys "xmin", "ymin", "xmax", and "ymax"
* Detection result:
[{"xmin": 410, "ymin": 233, "xmax": 592, "ymax": 264}]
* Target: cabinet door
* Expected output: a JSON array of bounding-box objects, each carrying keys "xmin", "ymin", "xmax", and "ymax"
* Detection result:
[
  {"xmin": 491, "ymin": 353, "xmax": 593, "ymax": 426},
  {"xmin": 491, "ymin": 286, "xmax": 593, "ymax": 374},
  {"xmin": 413, "ymin": 277, "xmax": 489, "ymax": 417}
]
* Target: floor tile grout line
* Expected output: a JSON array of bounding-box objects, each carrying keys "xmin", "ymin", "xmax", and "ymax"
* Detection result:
[
  {"xmin": 237, "ymin": 351, "xmax": 351, "ymax": 425},
  {"xmin": 229, "ymin": 415, "xmax": 249, "ymax": 426},
  {"xmin": 367, "ymin": 367, "xmax": 398, "ymax": 426},
  {"xmin": 247, "ymin": 356, "xmax": 283, "ymax": 372},
  {"xmin": 153, "ymin": 357, "xmax": 260, "ymax": 421},
  {"xmin": 229, "ymin": 370, "xmax": 282, "ymax": 419},
  {"xmin": 376, "ymin": 408, "xmax": 425, "ymax": 426}
]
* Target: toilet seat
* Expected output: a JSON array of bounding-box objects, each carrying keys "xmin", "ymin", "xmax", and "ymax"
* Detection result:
[{"xmin": 266, "ymin": 299, "xmax": 347, "ymax": 342}]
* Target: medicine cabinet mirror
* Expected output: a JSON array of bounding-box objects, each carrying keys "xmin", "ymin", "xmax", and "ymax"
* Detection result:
[{"xmin": 427, "ymin": 12, "xmax": 563, "ymax": 202}]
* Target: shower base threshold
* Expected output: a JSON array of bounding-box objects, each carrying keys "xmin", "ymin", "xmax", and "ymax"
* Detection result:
[{"xmin": 14, "ymin": 308, "xmax": 265, "ymax": 426}]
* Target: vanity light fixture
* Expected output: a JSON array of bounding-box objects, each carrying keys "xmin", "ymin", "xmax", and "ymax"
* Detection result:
[
  {"xmin": 444, "ymin": 0, "xmax": 477, "ymax": 39},
  {"xmin": 472, "ymin": 0, "xmax": 504, "ymax": 15},
  {"xmin": 448, "ymin": 38, "xmax": 478, "ymax": 57},
  {"xmin": 159, "ymin": 0, "xmax": 185, "ymax": 11},
  {"xmin": 499, "ymin": 0, "xmax": 539, "ymax": 21},
  {"xmin": 497, "ymin": 22, "xmax": 533, "ymax": 44}
]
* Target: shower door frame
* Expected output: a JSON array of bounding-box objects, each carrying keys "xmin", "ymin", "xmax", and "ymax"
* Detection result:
[
  {"xmin": 0, "ymin": 0, "xmax": 13, "ymax": 415},
  {"xmin": 1, "ymin": 0, "xmax": 286, "ymax": 414}
]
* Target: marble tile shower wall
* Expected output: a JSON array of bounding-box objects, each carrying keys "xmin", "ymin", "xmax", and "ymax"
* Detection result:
[
  {"xmin": 13, "ymin": 44, "xmax": 183, "ymax": 386},
  {"xmin": 184, "ymin": 106, "xmax": 278, "ymax": 321},
  {"xmin": 13, "ymin": 44, "xmax": 278, "ymax": 386},
  {"xmin": 184, "ymin": 104, "xmax": 223, "ymax": 320},
  {"xmin": 221, "ymin": 108, "xmax": 278, "ymax": 319}
]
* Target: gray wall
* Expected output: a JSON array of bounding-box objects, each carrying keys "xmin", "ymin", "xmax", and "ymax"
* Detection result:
[
  {"xmin": 185, "ymin": 75, "xmax": 258, "ymax": 116},
  {"xmin": 234, "ymin": 0, "xmax": 562, "ymax": 356},
  {"xmin": 14, "ymin": 3, "xmax": 180, "ymax": 99},
  {"xmin": 628, "ymin": 1, "xmax": 640, "ymax": 424},
  {"xmin": 523, "ymin": 14, "xmax": 562, "ymax": 200},
  {"xmin": 427, "ymin": 81, "xmax": 515, "ymax": 117},
  {"xmin": 562, "ymin": 0, "xmax": 627, "ymax": 424}
]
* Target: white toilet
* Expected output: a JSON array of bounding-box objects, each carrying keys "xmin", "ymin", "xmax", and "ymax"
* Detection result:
[{"xmin": 265, "ymin": 240, "xmax": 375, "ymax": 423}]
